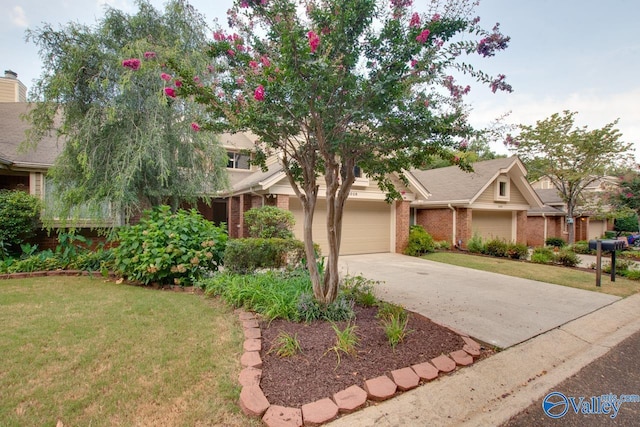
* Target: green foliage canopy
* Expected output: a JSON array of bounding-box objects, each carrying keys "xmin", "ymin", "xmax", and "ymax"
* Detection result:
[
  {"xmin": 0, "ymin": 190, "xmax": 42, "ymax": 257},
  {"xmin": 165, "ymin": 0, "xmax": 512, "ymax": 302},
  {"xmin": 25, "ymin": 0, "xmax": 229, "ymax": 222}
]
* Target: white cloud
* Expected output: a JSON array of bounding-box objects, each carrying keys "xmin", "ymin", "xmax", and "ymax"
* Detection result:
[{"xmin": 10, "ymin": 6, "xmax": 28, "ymax": 28}]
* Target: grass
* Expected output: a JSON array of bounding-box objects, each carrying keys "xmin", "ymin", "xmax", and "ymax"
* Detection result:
[
  {"xmin": 327, "ymin": 322, "xmax": 358, "ymax": 367},
  {"xmin": 423, "ymin": 252, "xmax": 640, "ymax": 298},
  {"xmin": 0, "ymin": 276, "xmax": 259, "ymax": 427},
  {"xmin": 269, "ymin": 331, "xmax": 302, "ymax": 358}
]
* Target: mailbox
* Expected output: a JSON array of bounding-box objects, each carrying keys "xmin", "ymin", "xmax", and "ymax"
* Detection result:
[{"xmin": 588, "ymin": 239, "xmax": 626, "ymax": 252}]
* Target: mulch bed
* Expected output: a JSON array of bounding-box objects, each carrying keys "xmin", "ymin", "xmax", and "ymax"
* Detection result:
[{"xmin": 259, "ymin": 305, "xmax": 484, "ymax": 408}]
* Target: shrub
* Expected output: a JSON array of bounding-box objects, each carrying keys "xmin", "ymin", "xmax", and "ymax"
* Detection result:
[
  {"xmin": 0, "ymin": 190, "xmax": 42, "ymax": 257},
  {"xmin": 484, "ymin": 238, "xmax": 509, "ymax": 258},
  {"xmin": 602, "ymin": 259, "xmax": 633, "ymax": 275},
  {"xmin": 466, "ymin": 233, "xmax": 484, "ymax": 254},
  {"xmin": 554, "ymin": 249, "xmax": 581, "ymax": 267},
  {"xmin": 113, "ymin": 206, "xmax": 227, "ymax": 286},
  {"xmin": 530, "ymin": 246, "xmax": 554, "ymax": 264},
  {"xmin": 570, "ymin": 241, "xmax": 592, "ymax": 254},
  {"xmin": 623, "ymin": 269, "xmax": 640, "ymax": 280},
  {"xmin": 244, "ymin": 206, "xmax": 295, "ymax": 239},
  {"xmin": 223, "ymin": 238, "xmax": 305, "ymax": 273},
  {"xmin": 296, "ymin": 292, "xmax": 355, "ymax": 322},
  {"xmin": 545, "ymin": 237, "xmax": 566, "ymax": 247},
  {"xmin": 404, "ymin": 225, "xmax": 435, "ymax": 256},
  {"xmin": 506, "ymin": 243, "xmax": 529, "ymax": 260},
  {"xmin": 341, "ymin": 275, "xmax": 379, "ymax": 307},
  {"xmin": 434, "ymin": 240, "xmax": 452, "ymax": 250}
]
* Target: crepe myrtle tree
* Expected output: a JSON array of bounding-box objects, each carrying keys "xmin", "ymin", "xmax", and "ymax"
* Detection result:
[
  {"xmin": 506, "ymin": 111, "xmax": 632, "ymax": 244},
  {"xmin": 164, "ymin": 0, "xmax": 512, "ymax": 304},
  {"xmin": 614, "ymin": 169, "xmax": 640, "ymax": 231}
]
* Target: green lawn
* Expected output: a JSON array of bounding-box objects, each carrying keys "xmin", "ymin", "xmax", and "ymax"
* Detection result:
[
  {"xmin": 423, "ymin": 252, "xmax": 640, "ymax": 298},
  {"xmin": 0, "ymin": 277, "xmax": 259, "ymax": 427}
]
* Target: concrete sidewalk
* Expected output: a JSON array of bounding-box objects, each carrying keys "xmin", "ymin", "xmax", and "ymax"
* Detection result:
[
  {"xmin": 327, "ymin": 291, "xmax": 640, "ymax": 426},
  {"xmin": 338, "ymin": 253, "xmax": 620, "ymax": 348}
]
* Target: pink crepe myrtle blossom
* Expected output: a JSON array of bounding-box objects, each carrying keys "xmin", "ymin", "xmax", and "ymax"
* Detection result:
[
  {"xmin": 416, "ymin": 29, "xmax": 430, "ymax": 44},
  {"xmin": 193, "ymin": 76, "xmax": 200, "ymax": 83},
  {"xmin": 236, "ymin": 77, "xmax": 246, "ymax": 85},
  {"xmin": 143, "ymin": 51, "xmax": 156, "ymax": 59},
  {"xmin": 213, "ymin": 31, "xmax": 225, "ymax": 41},
  {"xmin": 174, "ymin": 79, "xmax": 182, "ymax": 87},
  {"xmin": 122, "ymin": 58, "xmax": 141, "ymax": 70},
  {"xmin": 410, "ymin": 59, "xmax": 419, "ymax": 68},
  {"xmin": 254, "ymin": 85, "xmax": 265, "ymax": 101},
  {"xmin": 307, "ymin": 31, "xmax": 320, "ymax": 53},
  {"xmin": 431, "ymin": 13, "xmax": 441, "ymax": 22},
  {"xmin": 260, "ymin": 55, "xmax": 271, "ymax": 67},
  {"xmin": 626, "ymin": 192, "xmax": 634, "ymax": 198},
  {"xmin": 160, "ymin": 72, "xmax": 172, "ymax": 81},
  {"xmin": 191, "ymin": 122, "xmax": 201, "ymax": 132},
  {"xmin": 249, "ymin": 60, "xmax": 259, "ymax": 68},
  {"xmin": 227, "ymin": 49, "xmax": 236, "ymax": 57},
  {"xmin": 164, "ymin": 87, "xmax": 176, "ymax": 98},
  {"xmin": 409, "ymin": 13, "xmax": 420, "ymax": 28}
]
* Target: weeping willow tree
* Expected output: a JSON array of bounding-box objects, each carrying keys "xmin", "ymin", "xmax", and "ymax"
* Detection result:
[{"xmin": 24, "ymin": 0, "xmax": 228, "ymax": 224}]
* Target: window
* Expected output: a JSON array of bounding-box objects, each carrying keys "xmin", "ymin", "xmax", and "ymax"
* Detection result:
[
  {"xmin": 227, "ymin": 151, "xmax": 250, "ymax": 169},
  {"xmin": 340, "ymin": 164, "xmax": 362, "ymax": 179},
  {"xmin": 495, "ymin": 177, "xmax": 510, "ymax": 201}
]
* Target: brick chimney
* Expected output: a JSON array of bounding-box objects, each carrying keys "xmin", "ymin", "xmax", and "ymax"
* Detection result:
[{"xmin": 4, "ymin": 70, "xmax": 18, "ymax": 79}]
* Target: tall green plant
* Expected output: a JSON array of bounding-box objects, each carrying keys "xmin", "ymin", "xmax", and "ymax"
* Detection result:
[{"xmin": 244, "ymin": 206, "xmax": 295, "ymax": 239}]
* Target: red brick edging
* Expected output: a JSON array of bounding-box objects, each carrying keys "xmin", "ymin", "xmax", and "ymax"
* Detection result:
[{"xmin": 236, "ymin": 309, "xmax": 483, "ymax": 426}]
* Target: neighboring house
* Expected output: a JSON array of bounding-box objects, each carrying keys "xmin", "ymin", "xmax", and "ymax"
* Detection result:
[
  {"xmin": 409, "ymin": 157, "xmax": 544, "ymax": 248},
  {"xmin": 530, "ymin": 176, "xmax": 617, "ymax": 243}
]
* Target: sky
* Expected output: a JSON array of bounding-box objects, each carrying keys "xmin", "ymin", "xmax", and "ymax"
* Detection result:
[{"xmin": 2, "ymin": 0, "xmax": 640, "ymax": 159}]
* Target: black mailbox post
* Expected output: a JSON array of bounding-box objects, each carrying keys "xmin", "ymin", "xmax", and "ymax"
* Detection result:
[{"xmin": 588, "ymin": 239, "xmax": 626, "ymax": 285}]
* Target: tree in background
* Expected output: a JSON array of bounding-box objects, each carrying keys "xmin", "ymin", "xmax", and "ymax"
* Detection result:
[
  {"xmin": 614, "ymin": 169, "xmax": 640, "ymax": 232},
  {"xmin": 168, "ymin": 0, "xmax": 512, "ymax": 303},
  {"xmin": 24, "ymin": 0, "xmax": 228, "ymax": 223},
  {"xmin": 508, "ymin": 111, "xmax": 632, "ymax": 243}
]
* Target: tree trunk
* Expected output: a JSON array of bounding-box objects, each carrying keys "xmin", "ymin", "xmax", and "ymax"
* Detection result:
[{"xmin": 302, "ymin": 194, "xmax": 322, "ymax": 298}]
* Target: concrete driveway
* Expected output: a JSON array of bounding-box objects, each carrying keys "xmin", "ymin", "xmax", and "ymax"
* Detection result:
[{"xmin": 338, "ymin": 253, "xmax": 620, "ymax": 348}]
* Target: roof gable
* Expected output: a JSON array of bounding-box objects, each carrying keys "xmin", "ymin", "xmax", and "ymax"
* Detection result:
[{"xmin": 409, "ymin": 156, "xmax": 544, "ymax": 208}]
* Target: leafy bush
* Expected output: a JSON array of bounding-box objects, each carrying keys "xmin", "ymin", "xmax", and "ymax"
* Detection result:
[
  {"xmin": 554, "ymin": 249, "xmax": 581, "ymax": 267},
  {"xmin": 113, "ymin": 206, "xmax": 227, "ymax": 286},
  {"xmin": 6, "ymin": 250, "xmax": 63, "ymax": 273},
  {"xmin": 244, "ymin": 206, "xmax": 295, "ymax": 239},
  {"xmin": 484, "ymin": 238, "xmax": 509, "ymax": 257},
  {"xmin": 615, "ymin": 213, "xmax": 639, "ymax": 233},
  {"xmin": 0, "ymin": 190, "xmax": 42, "ymax": 257},
  {"xmin": 545, "ymin": 237, "xmax": 566, "ymax": 247},
  {"xmin": 434, "ymin": 240, "xmax": 452, "ymax": 250},
  {"xmin": 404, "ymin": 225, "xmax": 435, "ymax": 256},
  {"xmin": 623, "ymin": 269, "xmax": 640, "ymax": 280},
  {"xmin": 223, "ymin": 238, "xmax": 305, "ymax": 273},
  {"xmin": 530, "ymin": 246, "xmax": 554, "ymax": 264},
  {"xmin": 376, "ymin": 302, "xmax": 407, "ymax": 323},
  {"xmin": 570, "ymin": 241, "xmax": 592, "ymax": 254},
  {"xmin": 466, "ymin": 233, "xmax": 484, "ymax": 254},
  {"xmin": 602, "ymin": 259, "xmax": 633, "ymax": 275},
  {"xmin": 341, "ymin": 275, "xmax": 379, "ymax": 307},
  {"xmin": 506, "ymin": 243, "xmax": 529, "ymax": 260}
]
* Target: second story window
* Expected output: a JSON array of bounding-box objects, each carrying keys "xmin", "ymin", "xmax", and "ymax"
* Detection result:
[{"xmin": 227, "ymin": 151, "xmax": 250, "ymax": 170}]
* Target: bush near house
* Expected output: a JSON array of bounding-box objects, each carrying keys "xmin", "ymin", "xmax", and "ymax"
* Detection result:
[
  {"xmin": 113, "ymin": 206, "xmax": 227, "ymax": 286},
  {"xmin": 0, "ymin": 190, "xmax": 42, "ymax": 258},
  {"xmin": 244, "ymin": 206, "xmax": 295, "ymax": 239},
  {"xmin": 467, "ymin": 233, "xmax": 485, "ymax": 254},
  {"xmin": 531, "ymin": 246, "xmax": 554, "ymax": 264},
  {"xmin": 223, "ymin": 238, "xmax": 306, "ymax": 273},
  {"xmin": 545, "ymin": 237, "xmax": 566, "ymax": 247},
  {"xmin": 404, "ymin": 225, "xmax": 435, "ymax": 256}
]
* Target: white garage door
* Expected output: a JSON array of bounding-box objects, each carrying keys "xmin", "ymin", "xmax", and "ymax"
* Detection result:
[
  {"xmin": 472, "ymin": 211, "xmax": 513, "ymax": 242},
  {"xmin": 289, "ymin": 199, "xmax": 392, "ymax": 255}
]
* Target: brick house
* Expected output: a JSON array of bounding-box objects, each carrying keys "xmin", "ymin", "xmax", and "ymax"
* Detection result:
[{"xmin": 408, "ymin": 157, "xmax": 544, "ymax": 249}]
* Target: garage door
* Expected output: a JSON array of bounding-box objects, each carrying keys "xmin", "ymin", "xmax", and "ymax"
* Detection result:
[
  {"xmin": 289, "ymin": 199, "xmax": 392, "ymax": 255},
  {"xmin": 472, "ymin": 211, "xmax": 513, "ymax": 241}
]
